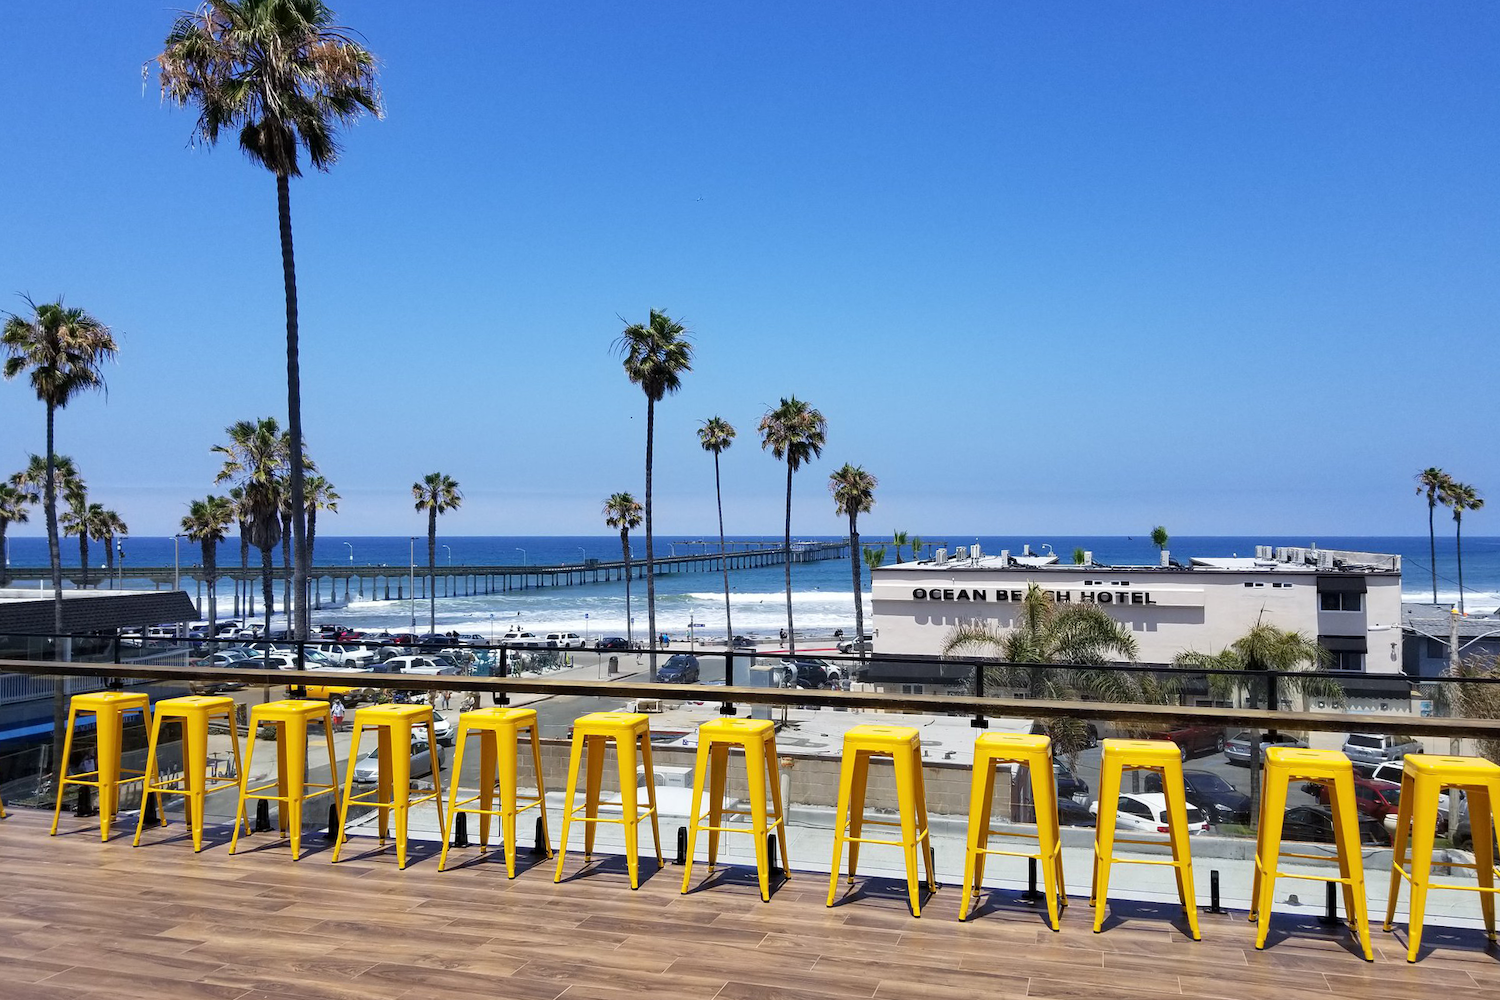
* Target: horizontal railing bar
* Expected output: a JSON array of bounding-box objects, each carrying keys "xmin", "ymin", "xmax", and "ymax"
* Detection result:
[{"xmin": 1, "ymin": 657, "xmax": 1497, "ymax": 740}]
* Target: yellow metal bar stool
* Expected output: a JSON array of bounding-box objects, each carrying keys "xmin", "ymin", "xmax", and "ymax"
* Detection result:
[
  {"xmin": 52, "ymin": 691, "xmax": 155, "ymax": 841},
  {"xmin": 681, "ymin": 717, "xmax": 791, "ymax": 902},
  {"xmin": 1250, "ymin": 746, "xmax": 1373, "ymax": 960},
  {"xmin": 229, "ymin": 699, "xmax": 340, "ymax": 860},
  {"xmin": 332, "ymin": 703, "xmax": 446, "ymax": 869},
  {"xmin": 827, "ymin": 724, "xmax": 936, "ymax": 916},
  {"xmin": 439, "ymin": 706, "xmax": 552, "ymax": 876},
  {"xmin": 961, "ymin": 732, "xmax": 1067, "ymax": 928},
  {"xmin": 132, "ymin": 695, "xmax": 243, "ymax": 852},
  {"xmin": 1091, "ymin": 738, "xmax": 1201, "ymax": 939},
  {"xmin": 1383, "ymin": 754, "xmax": 1500, "ymax": 962},
  {"xmin": 554, "ymin": 711, "xmax": 663, "ymax": 889}
]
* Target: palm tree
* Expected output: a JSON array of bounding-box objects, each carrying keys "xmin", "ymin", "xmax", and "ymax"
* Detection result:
[
  {"xmin": 1151, "ymin": 526, "xmax": 1169, "ymax": 559},
  {"xmin": 698, "ymin": 417, "xmax": 737, "ymax": 645},
  {"xmin": 603, "ymin": 492, "xmax": 643, "ymax": 647},
  {"xmin": 0, "ymin": 479, "xmax": 33, "ymax": 586},
  {"xmin": 862, "ymin": 545, "xmax": 885, "ymax": 577},
  {"xmin": 909, "ymin": 534, "xmax": 923, "ymax": 563},
  {"xmin": 1416, "ymin": 468, "xmax": 1452, "ymax": 605},
  {"xmin": 228, "ymin": 485, "xmax": 252, "ymax": 617},
  {"xmin": 97, "ymin": 509, "xmax": 127, "ymax": 588},
  {"xmin": 829, "ymin": 464, "xmax": 877, "ymax": 658},
  {"xmin": 615, "ymin": 309, "xmax": 693, "ymax": 679},
  {"xmin": 214, "ymin": 418, "xmax": 289, "ymax": 642},
  {"xmin": 2, "ymin": 299, "xmax": 117, "ymax": 632},
  {"xmin": 304, "ymin": 474, "xmax": 339, "ymax": 607},
  {"xmin": 156, "ymin": 0, "xmax": 382, "ymax": 643},
  {"xmin": 892, "ymin": 530, "xmax": 908, "ymax": 564},
  {"xmin": 942, "ymin": 584, "xmax": 1146, "ymax": 758},
  {"xmin": 182, "ymin": 495, "xmax": 235, "ymax": 636},
  {"xmin": 413, "ymin": 473, "xmax": 462, "ymax": 634},
  {"xmin": 1441, "ymin": 480, "xmax": 1485, "ymax": 615},
  {"xmin": 759, "ymin": 396, "xmax": 827, "ymax": 656},
  {"xmin": 60, "ymin": 494, "xmax": 104, "ymax": 591}
]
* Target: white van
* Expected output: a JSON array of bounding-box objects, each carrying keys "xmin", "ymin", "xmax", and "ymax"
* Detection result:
[{"xmin": 546, "ymin": 632, "xmax": 585, "ymax": 649}]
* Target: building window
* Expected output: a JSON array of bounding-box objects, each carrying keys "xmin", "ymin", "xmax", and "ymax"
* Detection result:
[
  {"xmin": 901, "ymin": 684, "xmax": 924, "ymax": 695},
  {"xmin": 1112, "ymin": 580, "xmax": 1130, "ymax": 586},
  {"xmin": 1426, "ymin": 638, "xmax": 1447, "ymax": 659},
  {"xmin": 1327, "ymin": 651, "xmax": 1364, "ymax": 671},
  {"xmin": 1272, "ymin": 582, "xmax": 1292, "ymax": 589},
  {"xmin": 1320, "ymin": 592, "xmax": 1363, "ymax": 612},
  {"xmin": 1244, "ymin": 581, "xmax": 1265, "ymax": 588}
]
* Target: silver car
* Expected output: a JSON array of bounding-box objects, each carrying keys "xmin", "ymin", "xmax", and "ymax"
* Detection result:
[
  {"xmin": 1223, "ymin": 731, "xmax": 1307, "ymax": 765},
  {"xmin": 350, "ymin": 738, "xmax": 447, "ymax": 784}
]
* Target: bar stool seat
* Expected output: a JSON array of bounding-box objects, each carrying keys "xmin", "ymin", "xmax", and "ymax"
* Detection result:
[
  {"xmin": 554, "ymin": 711, "xmax": 663, "ymax": 889},
  {"xmin": 133, "ymin": 695, "xmax": 243, "ymax": 852},
  {"xmin": 1251, "ymin": 746, "xmax": 1373, "ymax": 960},
  {"xmin": 827, "ymin": 724, "xmax": 936, "ymax": 916},
  {"xmin": 1091, "ymin": 738, "xmax": 1200, "ymax": 939},
  {"xmin": 230, "ymin": 699, "xmax": 340, "ymax": 860},
  {"xmin": 1384, "ymin": 754, "xmax": 1500, "ymax": 962},
  {"xmin": 439, "ymin": 706, "xmax": 552, "ymax": 876},
  {"xmin": 681, "ymin": 717, "xmax": 791, "ymax": 902},
  {"xmin": 961, "ymin": 733, "xmax": 1066, "ymax": 928},
  {"xmin": 52, "ymin": 691, "xmax": 154, "ymax": 841},
  {"xmin": 332, "ymin": 703, "xmax": 446, "ymax": 869}
]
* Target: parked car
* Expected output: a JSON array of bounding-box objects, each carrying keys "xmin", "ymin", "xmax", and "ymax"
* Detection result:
[
  {"xmin": 1144, "ymin": 769, "xmax": 1251, "ymax": 824},
  {"xmin": 1223, "ymin": 731, "xmax": 1307, "ymax": 765},
  {"xmin": 546, "ymin": 632, "xmax": 585, "ymax": 649},
  {"xmin": 1088, "ymin": 792, "xmax": 1209, "ymax": 836},
  {"xmin": 1450, "ymin": 815, "xmax": 1498, "ymax": 852},
  {"xmin": 1149, "ymin": 725, "xmax": 1226, "ymax": 760},
  {"xmin": 837, "ymin": 635, "xmax": 873, "ymax": 655},
  {"xmin": 1053, "ymin": 762, "xmax": 1089, "ymax": 802},
  {"xmin": 318, "ymin": 643, "xmax": 376, "ymax": 667},
  {"xmin": 1313, "ymin": 776, "xmax": 1403, "ymax": 822},
  {"xmin": 595, "ymin": 636, "xmax": 630, "ymax": 651},
  {"xmin": 1281, "ymin": 805, "xmax": 1392, "ymax": 846},
  {"xmin": 731, "ymin": 635, "xmax": 756, "ymax": 649},
  {"xmin": 350, "ymin": 737, "xmax": 447, "ymax": 784},
  {"xmin": 658, "ymin": 654, "xmax": 700, "ymax": 684},
  {"xmin": 1342, "ymin": 733, "xmax": 1424, "ymax": 769},
  {"xmin": 788, "ymin": 659, "xmax": 836, "ymax": 689},
  {"xmin": 188, "ymin": 649, "xmax": 254, "ymax": 694},
  {"xmin": 1058, "ymin": 797, "xmax": 1096, "ymax": 827}
]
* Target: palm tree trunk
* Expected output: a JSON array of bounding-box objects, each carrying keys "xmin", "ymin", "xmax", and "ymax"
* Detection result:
[
  {"xmin": 644, "ymin": 397, "xmax": 657, "ymax": 680},
  {"xmin": 281, "ymin": 513, "xmax": 292, "ymax": 635},
  {"xmin": 783, "ymin": 461, "xmax": 795, "ymax": 657},
  {"xmin": 849, "ymin": 512, "xmax": 864, "ymax": 662},
  {"xmin": 714, "ymin": 453, "xmax": 732, "ymax": 644},
  {"xmin": 621, "ymin": 531, "xmax": 633, "ymax": 646},
  {"xmin": 103, "ymin": 532, "xmax": 114, "ymax": 588},
  {"xmin": 78, "ymin": 533, "xmax": 89, "ymax": 590},
  {"xmin": 46, "ymin": 404, "xmax": 66, "ymax": 781},
  {"xmin": 308, "ymin": 506, "xmax": 318, "ymax": 614},
  {"xmin": 1429, "ymin": 498, "xmax": 1438, "ymax": 605},
  {"xmin": 204, "ymin": 542, "xmax": 217, "ymax": 638},
  {"xmin": 279, "ymin": 172, "xmax": 310, "ymax": 643},
  {"xmin": 1457, "ymin": 514, "xmax": 1466, "ymax": 615},
  {"xmin": 261, "ymin": 545, "xmax": 275, "ymax": 647},
  {"xmin": 239, "ymin": 527, "xmax": 250, "ymax": 618},
  {"xmin": 0, "ymin": 520, "xmax": 10, "ymax": 587},
  {"xmin": 428, "ymin": 507, "xmax": 438, "ymax": 634}
]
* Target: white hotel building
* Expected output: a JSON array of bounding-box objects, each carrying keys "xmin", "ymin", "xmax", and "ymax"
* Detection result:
[{"xmin": 869, "ymin": 544, "xmax": 1404, "ymax": 678}]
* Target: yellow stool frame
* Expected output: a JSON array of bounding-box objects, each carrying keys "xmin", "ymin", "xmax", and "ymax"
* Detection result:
[
  {"xmin": 439, "ymin": 706, "xmax": 553, "ymax": 877},
  {"xmin": 52, "ymin": 691, "xmax": 156, "ymax": 841},
  {"xmin": 961, "ymin": 733, "xmax": 1067, "ymax": 929},
  {"xmin": 681, "ymin": 718, "xmax": 792, "ymax": 902},
  {"xmin": 827, "ymin": 724, "xmax": 937, "ymax": 917},
  {"xmin": 1250, "ymin": 746, "xmax": 1373, "ymax": 960},
  {"xmin": 1384, "ymin": 754, "xmax": 1500, "ymax": 962},
  {"xmin": 332, "ymin": 703, "xmax": 446, "ymax": 870},
  {"xmin": 1091, "ymin": 738, "xmax": 1201, "ymax": 939},
  {"xmin": 229, "ymin": 699, "xmax": 340, "ymax": 860},
  {"xmin": 132, "ymin": 695, "xmax": 243, "ymax": 852},
  {"xmin": 554, "ymin": 712, "xmax": 663, "ymax": 889}
]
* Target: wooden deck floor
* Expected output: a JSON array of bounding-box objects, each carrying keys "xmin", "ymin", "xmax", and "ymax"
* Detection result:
[{"xmin": 5, "ymin": 807, "xmax": 1499, "ymax": 1000}]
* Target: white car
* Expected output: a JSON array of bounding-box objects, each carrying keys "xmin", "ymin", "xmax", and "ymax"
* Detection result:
[
  {"xmin": 350, "ymin": 737, "xmax": 447, "ymax": 784},
  {"xmin": 381, "ymin": 655, "xmax": 457, "ymax": 675},
  {"xmin": 1089, "ymin": 792, "xmax": 1209, "ymax": 836},
  {"xmin": 546, "ymin": 632, "xmax": 585, "ymax": 649},
  {"xmin": 320, "ymin": 643, "xmax": 376, "ymax": 668}
]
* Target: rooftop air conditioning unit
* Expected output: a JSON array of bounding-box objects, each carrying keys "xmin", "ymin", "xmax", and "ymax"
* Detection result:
[
  {"xmin": 954, "ymin": 545, "xmax": 968, "ymax": 561},
  {"xmin": 972, "ymin": 543, "xmax": 982, "ymax": 560},
  {"xmin": 935, "ymin": 547, "xmax": 948, "ymax": 565}
]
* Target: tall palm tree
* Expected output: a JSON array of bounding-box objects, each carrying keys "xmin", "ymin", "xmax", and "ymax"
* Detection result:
[
  {"xmin": 1416, "ymin": 468, "xmax": 1452, "ymax": 606},
  {"xmin": 182, "ymin": 495, "xmax": 235, "ymax": 636},
  {"xmin": 2, "ymin": 299, "xmax": 117, "ymax": 632},
  {"xmin": 758, "ymin": 396, "xmax": 826, "ymax": 656},
  {"xmin": 0, "ymin": 479, "xmax": 33, "ymax": 586},
  {"xmin": 892, "ymin": 530, "xmax": 908, "ymax": 564},
  {"xmin": 156, "ymin": 0, "xmax": 382, "ymax": 643},
  {"xmin": 304, "ymin": 474, "xmax": 339, "ymax": 607},
  {"xmin": 603, "ymin": 492, "xmax": 643, "ymax": 646},
  {"xmin": 97, "ymin": 509, "xmax": 127, "ymax": 588},
  {"xmin": 862, "ymin": 545, "xmax": 886, "ymax": 577},
  {"xmin": 228, "ymin": 484, "xmax": 252, "ymax": 617},
  {"xmin": 412, "ymin": 473, "xmax": 462, "ymax": 634},
  {"xmin": 908, "ymin": 534, "xmax": 923, "ymax": 563},
  {"xmin": 829, "ymin": 464, "xmax": 877, "ymax": 658},
  {"xmin": 698, "ymin": 417, "xmax": 736, "ymax": 645},
  {"xmin": 214, "ymin": 418, "xmax": 289, "ymax": 642},
  {"xmin": 615, "ymin": 309, "xmax": 693, "ymax": 679},
  {"xmin": 1441, "ymin": 480, "xmax": 1485, "ymax": 615}
]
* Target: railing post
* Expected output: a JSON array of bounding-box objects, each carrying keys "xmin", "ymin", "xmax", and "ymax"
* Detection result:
[
  {"xmin": 292, "ymin": 639, "xmax": 306, "ymax": 699},
  {"xmin": 721, "ymin": 650, "xmax": 736, "ymax": 716},
  {"xmin": 971, "ymin": 661, "xmax": 988, "ymax": 729},
  {"xmin": 494, "ymin": 647, "xmax": 510, "ymax": 706}
]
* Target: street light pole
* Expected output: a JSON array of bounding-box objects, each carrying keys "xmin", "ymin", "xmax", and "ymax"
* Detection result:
[
  {"xmin": 409, "ymin": 536, "xmax": 416, "ymax": 632},
  {"xmin": 344, "ymin": 541, "xmax": 353, "ymax": 565},
  {"xmin": 443, "ymin": 544, "xmax": 452, "ymax": 566},
  {"xmin": 173, "ymin": 534, "xmax": 182, "ymax": 591},
  {"xmin": 578, "ymin": 546, "xmax": 586, "ymax": 564}
]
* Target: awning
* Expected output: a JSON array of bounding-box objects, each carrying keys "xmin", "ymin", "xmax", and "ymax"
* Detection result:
[{"xmin": 1317, "ymin": 575, "xmax": 1367, "ymax": 594}]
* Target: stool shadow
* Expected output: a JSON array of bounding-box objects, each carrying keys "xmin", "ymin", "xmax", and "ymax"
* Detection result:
[
  {"xmin": 556, "ymin": 854, "xmax": 666, "ymax": 887},
  {"xmin": 229, "ymin": 835, "xmax": 337, "ymax": 860},
  {"xmin": 828, "ymin": 875, "xmax": 937, "ymax": 916},
  {"xmin": 1383, "ymin": 923, "xmax": 1500, "ymax": 964},
  {"xmin": 438, "ymin": 848, "xmax": 552, "ymax": 877},
  {"xmin": 132, "ymin": 823, "xmax": 238, "ymax": 853},
  {"xmin": 967, "ymin": 888, "xmax": 1069, "ymax": 928},
  {"xmin": 1093, "ymin": 897, "xmax": 1198, "ymax": 938},
  {"xmin": 681, "ymin": 864, "xmax": 790, "ymax": 899},
  {"xmin": 334, "ymin": 838, "xmax": 445, "ymax": 867}
]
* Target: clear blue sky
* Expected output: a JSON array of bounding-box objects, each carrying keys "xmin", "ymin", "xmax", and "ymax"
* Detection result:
[{"xmin": 2, "ymin": 3, "xmax": 1495, "ymax": 538}]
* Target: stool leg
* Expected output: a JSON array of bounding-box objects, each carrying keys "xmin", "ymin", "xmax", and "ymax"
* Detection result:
[
  {"xmin": 583, "ymin": 734, "xmax": 604, "ymax": 860},
  {"xmin": 617, "ymin": 734, "xmax": 641, "ymax": 889},
  {"xmin": 375, "ymin": 727, "xmax": 393, "ymax": 845},
  {"xmin": 389, "ymin": 727, "xmax": 413, "ymax": 870},
  {"xmin": 95, "ymin": 705, "xmax": 123, "ymax": 841},
  {"xmin": 1401, "ymin": 769, "xmax": 1441, "ymax": 963},
  {"xmin": 183, "ymin": 711, "xmax": 209, "ymax": 852},
  {"xmin": 639, "ymin": 732, "xmax": 663, "ymax": 862},
  {"xmin": 1384, "ymin": 770, "xmax": 1415, "ymax": 932},
  {"xmin": 681, "ymin": 736, "xmax": 712, "ymax": 894},
  {"xmin": 959, "ymin": 757, "xmax": 991, "ymax": 921},
  {"xmin": 1254, "ymin": 770, "xmax": 1289, "ymax": 950},
  {"xmin": 1161, "ymin": 764, "xmax": 1201, "ymax": 941},
  {"xmin": 332, "ymin": 719, "xmax": 364, "ymax": 863},
  {"xmin": 230, "ymin": 711, "xmax": 261, "ymax": 856},
  {"xmin": 1031, "ymin": 759, "xmax": 1063, "ymax": 931},
  {"xmin": 321, "ymin": 706, "xmax": 339, "ymax": 815},
  {"xmin": 497, "ymin": 725, "xmax": 519, "ymax": 878},
  {"xmin": 914, "ymin": 753, "xmax": 935, "ymax": 893},
  {"xmin": 529, "ymin": 724, "xmax": 552, "ymax": 857},
  {"xmin": 133, "ymin": 709, "xmax": 166, "ymax": 847},
  {"xmin": 847, "ymin": 750, "xmax": 870, "ymax": 883},
  {"xmin": 1471, "ymin": 784, "xmax": 1498, "ymax": 941},
  {"xmin": 1091, "ymin": 755, "xmax": 1124, "ymax": 930},
  {"xmin": 1249, "ymin": 770, "xmax": 1270, "ymax": 923},
  {"xmin": 970, "ymin": 761, "xmax": 997, "ymax": 897},
  {"xmin": 439, "ymin": 724, "xmax": 468, "ymax": 872},
  {"xmin": 765, "ymin": 734, "xmax": 791, "ymax": 877},
  {"xmin": 275, "ymin": 721, "xmax": 289, "ymax": 833},
  {"xmin": 284, "ymin": 717, "xmax": 308, "ymax": 861},
  {"xmin": 50, "ymin": 704, "xmax": 81, "ymax": 836},
  {"xmin": 426, "ymin": 719, "xmax": 447, "ymax": 864},
  {"xmin": 744, "ymin": 736, "xmax": 771, "ymax": 902},
  {"xmin": 555, "ymin": 731, "xmax": 586, "ymax": 882},
  {"xmin": 893, "ymin": 746, "xmax": 923, "ymax": 917},
  {"xmin": 708, "ymin": 742, "xmax": 728, "ymax": 870},
  {"xmin": 478, "ymin": 728, "xmax": 496, "ymax": 850},
  {"xmin": 827, "ymin": 748, "xmax": 859, "ymax": 907}
]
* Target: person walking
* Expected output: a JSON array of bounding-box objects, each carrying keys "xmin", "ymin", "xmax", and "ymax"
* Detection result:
[{"xmin": 330, "ymin": 699, "xmax": 346, "ymax": 731}]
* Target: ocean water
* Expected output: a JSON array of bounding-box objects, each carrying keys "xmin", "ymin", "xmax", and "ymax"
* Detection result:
[{"xmin": 5, "ymin": 534, "xmax": 1498, "ymax": 637}]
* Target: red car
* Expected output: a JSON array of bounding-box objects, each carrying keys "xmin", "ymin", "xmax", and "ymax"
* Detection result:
[
  {"xmin": 1314, "ymin": 776, "xmax": 1402, "ymax": 821},
  {"xmin": 1149, "ymin": 725, "xmax": 1226, "ymax": 760}
]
